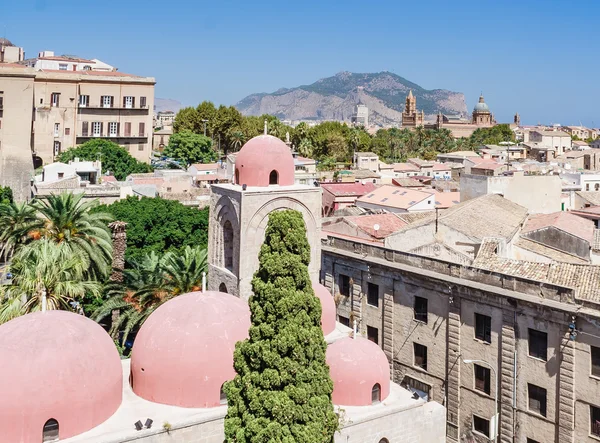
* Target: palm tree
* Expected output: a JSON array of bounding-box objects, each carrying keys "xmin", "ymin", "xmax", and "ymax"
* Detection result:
[
  {"xmin": 298, "ymin": 139, "xmax": 314, "ymax": 158},
  {"xmin": 229, "ymin": 130, "xmax": 246, "ymax": 152},
  {"xmin": 31, "ymin": 193, "xmax": 114, "ymax": 279},
  {"xmin": 0, "ymin": 202, "xmax": 41, "ymax": 261},
  {"xmin": 162, "ymin": 246, "xmax": 207, "ymax": 295},
  {"xmin": 0, "ymin": 240, "xmax": 102, "ymax": 324}
]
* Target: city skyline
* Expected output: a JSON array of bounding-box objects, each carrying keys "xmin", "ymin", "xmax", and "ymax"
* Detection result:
[{"xmin": 3, "ymin": 0, "xmax": 599, "ymax": 126}]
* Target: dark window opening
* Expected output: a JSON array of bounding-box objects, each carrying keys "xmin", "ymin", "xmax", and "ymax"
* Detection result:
[
  {"xmin": 475, "ymin": 313, "xmax": 492, "ymax": 343},
  {"xmin": 219, "ymin": 283, "xmax": 228, "ymax": 294},
  {"xmin": 414, "ymin": 296, "xmax": 428, "ymax": 323},
  {"xmin": 593, "ymin": 346, "xmax": 600, "ymax": 377},
  {"xmin": 367, "ymin": 325, "xmax": 378, "ymax": 344},
  {"xmin": 473, "ymin": 415, "xmax": 490, "ymax": 438},
  {"xmin": 338, "ymin": 315, "xmax": 350, "ymax": 327},
  {"xmin": 220, "ymin": 383, "xmax": 227, "ymax": 405},
  {"xmin": 527, "ymin": 438, "xmax": 541, "ymax": 443},
  {"xmin": 401, "ymin": 375, "xmax": 431, "ymax": 401},
  {"xmin": 474, "ymin": 364, "xmax": 491, "ymax": 395},
  {"xmin": 42, "ymin": 419, "xmax": 59, "ymax": 442},
  {"xmin": 235, "ymin": 168, "xmax": 240, "ymax": 185},
  {"xmin": 371, "ymin": 383, "xmax": 381, "ymax": 404},
  {"xmin": 591, "ymin": 405, "xmax": 600, "ymax": 437},
  {"xmin": 339, "ymin": 274, "xmax": 350, "ymax": 297},
  {"xmin": 269, "ymin": 169, "xmax": 278, "ymax": 185},
  {"xmin": 528, "ymin": 328, "xmax": 548, "ymax": 361},
  {"xmin": 414, "ymin": 343, "xmax": 427, "ymax": 371},
  {"xmin": 528, "ymin": 384, "xmax": 547, "ymax": 417},
  {"xmin": 367, "ymin": 282, "xmax": 379, "ymax": 307},
  {"xmin": 223, "ymin": 220, "xmax": 234, "ymax": 271}
]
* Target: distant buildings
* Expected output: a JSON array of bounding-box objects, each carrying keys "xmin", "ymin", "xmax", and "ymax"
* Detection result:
[
  {"xmin": 21, "ymin": 51, "xmax": 115, "ymax": 72},
  {"xmin": 351, "ymin": 103, "xmax": 369, "ymax": 127},
  {"xmin": 0, "ymin": 38, "xmax": 24, "ymax": 63}
]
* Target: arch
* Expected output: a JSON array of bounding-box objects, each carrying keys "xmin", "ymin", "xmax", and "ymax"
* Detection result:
[
  {"xmin": 595, "ymin": 183, "xmax": 599, "ymax": 191},
  {"xmin": 223, "ymin": 220, "xmax": 234, "ymax": 271},
  {"xmin": 42, "ymin": 418, "xmax": 59, "ymax": 442},
  {"xmin": 219, "ymin": 383, "xmax": 228, "ymax": 405},
  {"xmin": 269, "ymin": 170, "xmax": 279, "ymax": 185},
  {"xmin": 219, "ymin": 283, "xmax": 228, "ymax": 293},
  {"xmin": 378, "ymin": 439, "xmax": 390, "ymax": 443},
  {"xmin": 371, "ymin": 383, "xmax": 381, "ymax": 404},
  {"xmin": 235, "ymin": 168, "xmax": 240, "ymax": 185}
]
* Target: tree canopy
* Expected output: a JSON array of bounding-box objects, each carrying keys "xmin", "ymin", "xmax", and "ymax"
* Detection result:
[
  {"xmin": 94, "ymin": 196, "xmax": 209, "ymax": 260},
  {"xmin": 224, "ymin": 210, "xmax": 337, "ymax": 442},
  {"xmin": 0, "ymin": 186, "xmax": 13, "ymax": 205},
  {"xmin": 163, "ymin": 130, "xmax": 216, "ymax": 166},
  {"xmin": 57, "ymin": 139, "xmax": 153, "ymax": 180}
]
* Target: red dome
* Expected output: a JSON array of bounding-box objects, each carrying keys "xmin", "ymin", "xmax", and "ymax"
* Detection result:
[
  {"xmin": 0, "ymin": 311, "xmax": 122, "ymax": 442},
  {"xmin": 131, "ymin": 291, "xmax": 251, "ymax": 408},
  {"xmin": 235, "ymin": 135, "xmax": 295, "ymax": 187},
  {"xmin": 312, "ymin": 281, "xmax": 336, "ymax": 335},
  {"xmin": 326, "ymin": 336, "xmax": 390, "ymax": 406}
]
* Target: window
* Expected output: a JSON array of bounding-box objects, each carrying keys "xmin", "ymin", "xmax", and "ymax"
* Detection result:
[
  {"xmin": 139, "ymin": 122, "xmax": 145, "ymax": 137},
  {"xmin": 138, "ymin": 143, "xmax": 144, "ymax": 151},
  {"xmin": 101, "ymin": 95, "xmax": 113, "ymax": 108},
  {"xmin": 219, "ymin": 283, "xmax": 228, "ymax": 293},
  {"xmin": 401, "ymin": 376, "xmax": 431, "ymax": 401},
  {"xmin": 53, "ymin": 123, "xmax": 60, "ymax": 137},
  {"xmin": 223, "ymin": 220, "xmax": 234, "ymax": 271},
  {"xmin": 83, "ymin": 65, "xmax": 91, "ymax": 71},
  {"xmin": 51, "ymin": 93, "xmax": 60, "ymax": 107},
  {"xmin": 123, "ymin": 96, "xmax": 134, "ymax": 108},
  {"xmin": 108, "ymin": 122, "xmax": 118, "ymax": 137},
  {"xmin": 587, "ymin": 183, "xmax": 591, "ymax": 191},
  {"xmin": 473, "ymin": 415, "xmax": 490, "ymax": 438},
  {"xmin": 0, "ymin": 95, "xmax": 3, "ymax": 109},
  {"xmin": 475, "ymin": 313, "xmax": 492, "ymax": 343},
  {"xmin": 367, "ymin": 326, "xmax": 378, "ymax": 344},
  {"xmin": 59, "ymin": 63, "xmax": 68, "ymax": 70},
  {"xmin": 140, "ymin": 96, "xmax": 147, "ymax": 108},
  {"xmin": 65, "ymin": 128, "xmax": 70, "ymax": 136},
  {"xmin": 528, "ymin": 328, "xmax": 548, "ymax": 361},
  {"xmin": 596, "ymin": 184, "xmax": 600, "ymax": 191},
  {"xmin": 57, "ymin": 172, "xmax": 64, "ymax": 179},
  {"xmin": 414, "ymin": 296, "xmax": 428, "ymax": 323},
  {"xmin": 81, "ymin": 121, "xmax": 89, "ymax": 136},
  {"xmin": 220, "ymin": 383, "xmax": 227, "ymax": 405},
  {"xmin": 371, "ymin": 383, "xmax": 381, "ymax": 404},
  {"xmin": 338, "ymin": 316, "xmax": 350, "ymax": 327},
  {"xmin": 269, "ymin": 169, "xmax": 278, "ymax": 185},
  {"xmin": 53, "ymin": 141, "xmax": 61, "ymax": 156},
  {"xmin": 592, "ymin": 346, "xmax": 600, "ymax": 377},
  {"xmin": 79, "ymin": 95, "xmax": 89, "ymax": 107},
  {"xmin": 591, "ymin": 405, "xmax": 600, "ymax": 437},
  {"xmin": 414, "ymin": 343, "xmax": 427, "ymax": 371},
  {"xmin": 92, "ymin": 122, "xmax": 102, "ymax": 137},
  {"xmin": 124, "ymin": 122, "xmax": 131, "ymax": 137},
  {"xmin": 527, "ymin": 439, "xmax": 541, "ymax": 443},
  {"xmin": 367, "ymin": 282, "xmax": 379, "ymax": 307},
  {"xmin": 42, "ymin": 418, "xmax": 59, "ymax": 442},
  {"xmin": 339, "ymin": 274, "xmax": 350, "ymax": 297},
  {"xmin": 528, "ymin": 384, "xmax": 547, "ymax": 417},
  {"xmin": 474, "ymin": 364, "xmax": 491, "ymax": 395}
]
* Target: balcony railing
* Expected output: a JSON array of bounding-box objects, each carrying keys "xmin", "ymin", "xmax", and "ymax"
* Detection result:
[
  {"xmin": 77, "ymin": 133, "xmax": 149, "ymax": 139},
  {"xmin": 78, "ymin": 104, "xmax": 149, "ymax": 111}
]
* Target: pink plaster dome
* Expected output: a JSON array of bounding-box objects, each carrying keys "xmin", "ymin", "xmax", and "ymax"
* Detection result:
[
  {"xmin": 0, "ymin": 311, "xmax": 123, "ymax": 442},
  {"xmin": 130, "ymin": 291, "xmax": 251, "ymax": 408},
  {"xmin": 326, "ymin": 336, "xmax": 391, "ymax": 406},
  {"xmin": 234, "ymin": 135, "xmax": 295, "ymax": 187},
  {"xmin": 312, "ymin": 281, "xmax": 336, "ymax": 335}
]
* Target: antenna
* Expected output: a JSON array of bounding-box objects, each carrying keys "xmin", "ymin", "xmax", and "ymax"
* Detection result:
[{"xmin": 264, "ymin": 120, "xmax": 268, "ymax": 135}]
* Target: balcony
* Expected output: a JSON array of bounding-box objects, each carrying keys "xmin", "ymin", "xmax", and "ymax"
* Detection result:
[
  {"xmin": 77, "ymin": 133, "xmax": 149, "ymax": 141},
  {"xmin": 77, "ymin": 104, "xmax": 149, "ymax": 112}
]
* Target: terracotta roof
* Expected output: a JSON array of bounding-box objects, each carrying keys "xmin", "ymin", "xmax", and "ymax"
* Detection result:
[
  {"xmin": 38, "ymin": 69, "xmax": 140, "ymax": 77},
  {"xmin": 39, "ymin": 56, "xmax": 95, "ymax": 63},
  {"xmin": 438, "ymin": 151, "xmax": 481, "ymax": 158},
  {"xmin": 572, "ymin": 206, "xmax": 600, "ymax": 216},
  {"xmin": 321, "ymin": 182, "xmax": 377, "ymax": 197},
  {"xmin": 408, "ymin": 158, "xmax": 433, "ymax": 167},
  {"xmin": 522, "ymin": 212, "xmax": 595, "ymax": 243},
  {"xmin": 196, "ymin": 173, "xmax": 218, "ymax": 181},
  {"xmin": 393, "ymin": 163, "xmax": 420, "ymax": 172},
  {"xmin": 472, "ymin": 160, "xmax": 505, "ymax": 170},
  {"xmin": 345, "ymin": 213, "xmax": 408, "ymax": 239},
  {"xmin": 190, "ymin": 163, "xmax": 218, "ymax": 171},
  {"xmin": 391, "ymin": 178, "xmax": 424, "ymax": 187},
  {"xmin": 356, "ymin": 186, "xmax": 434, "ymax": 210},
  {"xmin": 432, "ymin": 163, "xmax": 451, "ymax": 171},
  {"xmin": 102, "ymin": 175, "xmax": 117, "ymax": 183},
  {"xmin": 576, "ymin": 192, "xmax": 600, "ymax": 206},
  {"xmin": 434, "ymin": 191, "xmax": 461, "ymax": 209},
  {"xmin": 0, "ymin": 63, "xmax": 26, "ymax": 69},
  {"xmin": 533, "ymin": 130, "xmax": 570, "ymax": 137}
]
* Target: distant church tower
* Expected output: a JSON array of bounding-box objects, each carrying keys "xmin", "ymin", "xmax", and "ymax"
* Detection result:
[
  {"xmin": 514, "ymin": 112, "xmax": 521, "ymax": 126},
  {"xmin": 402, "ymin": 90, "xmax": 424, "ymax": 127},
  {"xmin": 472, "ymin": 94, "xmax": 493, "ymax": 126},
  {"xmin": 207, "ymin": 134, "xmax": 322, "ymax": 299}
]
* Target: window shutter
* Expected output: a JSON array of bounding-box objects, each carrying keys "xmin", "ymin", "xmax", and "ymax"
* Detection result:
[
  {"xmin": 82, "ymin": 121, "xmax": 88, "ymax": 136},
  {"xmin": 125, "ymin": 122, "xmax": 131, "ymax": 137},
  {"xmin": 111, "ymin": 96, "xmax": 114, "ymax": 108},
  {"xmin": 123, "ymin": 96, "xmax": 126, "ymax": 107},
  {"xmin": 117, "ymin": 122, "xmax": 120, "ymax": 137},
  {"xmin": 140, "ymin": 96, "xmax": 146, "ymax": 108},
  {"xmin": 132, "ymin": 97, "xmax": 135, "ymax": 108},
  {"xmin": 100, "ymin": 122, "xmax": 104, "ymax": 136},
  {"xmin": 139, "ymin": 122, "xmax": 145, "ymax": 137}
]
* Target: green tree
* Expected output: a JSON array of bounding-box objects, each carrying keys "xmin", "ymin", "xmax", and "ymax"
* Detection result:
[
  {"xmin": 0, "ymin": 240, "xmax": 102, "ymax": 324},
  {"xmin": 224, "ymin": 210, "xmax": 337, "ymax": 443},
  {"xmin": 161, "ymin": 245, "xmax": 208, "ymax": 295},
  {"xmin": 0, "ymin": 202, "xmax": 39, "ymax": 260},
  {"xmin": 0, "ymin": 186, "xmax": 13, "ymax": 205},
  {"xmin": 470, "ymin": 124, "xmax": 515, "ymax": 146},
  {"xmin": 94, "ymin": 196, "xmax": 209, "ymax": 260},
  {"xmin": 228, "ymin": 129, "xmax": 246, "ymax": 152},
  {"xmin": 173, "ymin": 106, "xmax": 202, "ymax": 133},
  {"xmin": 163, "ymin": 130, "xmax": 216, "ymax": 166},
  {"xmin": 57, "ymin": 139, "xmax": 152, "ymax": 180}
]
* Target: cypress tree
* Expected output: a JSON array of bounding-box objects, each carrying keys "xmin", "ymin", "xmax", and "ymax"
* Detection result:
[{"xmin": 224, "ymin": 210, "xmax": 338, "ymax": 442}]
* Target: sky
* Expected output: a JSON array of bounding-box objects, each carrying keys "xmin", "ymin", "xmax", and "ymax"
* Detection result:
[{"xmin": 4, "ymin": 0, "xmax": 599, "ymax": 126}]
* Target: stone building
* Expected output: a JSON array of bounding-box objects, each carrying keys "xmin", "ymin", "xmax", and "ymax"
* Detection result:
[
  {"xmin": 0, "ymin": 38, "xmax": 24, "ymax": 63},
  {"xmin": 321, "ymin": 224, "xmax": 600, "ymax": 443},
  {"xmin": 402, "ymin": 90, "xmax": 425, "ymax": 127}
]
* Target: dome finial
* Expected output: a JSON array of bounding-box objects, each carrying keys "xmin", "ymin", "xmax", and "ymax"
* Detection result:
[{"xmin": 264, "ymin": 120, "xmax": 268, "ymax": 135}]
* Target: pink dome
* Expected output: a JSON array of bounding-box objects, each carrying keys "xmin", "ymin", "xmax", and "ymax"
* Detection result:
[
  {"xmin": 131, "ymin": 291, "xmax": 250, "ymax": 408},
  {"xmin": 235, "ymin": 135, "xmax": 295, "ymax": 187},
  {"xmin": 326, "ymin": 336, "xmax": 391, "ymax": 406},
  {"xmin": 0, "ymin": 311, "xmax": 122, "ymax": 442},
  {"xmin": 312, "ymin": 281, "xmax": 336, "ymax": 335}
]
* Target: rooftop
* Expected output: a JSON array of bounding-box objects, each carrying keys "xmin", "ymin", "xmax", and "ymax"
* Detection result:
[
  {"xmin": 532, "ymin": 130, "xmax": 570, "ymax": 137},
  {"xmin": 321, "ymin": 182, "xmax": 377, "ymax": 197},
  {"xmin": 393, "ymin": 163, "xmax": 420, "ymax": 173},
  {"xmin": 433, "ymin": 191, "xmax": 461, "ymax": 209},
  {"xmin": 345, "ymin": 213, "xmax": 409, "ymax": 239},
  {"xmin": 522, "ymin": 212, "xmax": 595, "ymax": 243},
  {"xmin": 576, "ymin": 191, "xmax": 600, "ymax": 206},
  {"xmin": 438, "ymin": 150, "xmax": 481, "ymax": 158},
  {"xmin": 357, "ymin": 185, "xmax": 433, "ymax": 210},
  {"xmin": 514, "ymin": 238, "xmax": 589, "ymax": 265}
]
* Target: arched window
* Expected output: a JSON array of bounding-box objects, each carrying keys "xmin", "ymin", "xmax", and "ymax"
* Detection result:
[
  {"xmin": 269, "ymin": 170, "xmax": 279, "ymax": 185},
  {"xmin": 378, "ymin": 439, "xmax": 390, "ymax": 443},
  {"xmin": 223, "ymin": 220, "xmax": 233, "ymax": 271},
  {"xmin": 371, "ymin": 383, "xmax": 381, "ymax": 404},
  {"xmin": 596, "ymin": 183, "xmax": 599, "ymax": 191},
  {"xmin": 219, "ymin": 283, "xmax": 228, "ymax": 293},
  {"xmin": 235, "ymin": 168, "xmax": 240, "ymax": 185},
  {"xmin": 220, "ymin": 383, "xmax": 228, "ymax": 405},
  {"xmin": 42, "ymin": 419, "xmax": 59, "ymax": 442}
]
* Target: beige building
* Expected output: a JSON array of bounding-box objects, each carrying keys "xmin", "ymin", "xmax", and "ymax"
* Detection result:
[
  {"xmin": 0, "ymin": 38, "xmax": 24, "ymax": 63},
  {"xmin": 354, "ymin": 152, "xmax": 379, "ymax": 172}
]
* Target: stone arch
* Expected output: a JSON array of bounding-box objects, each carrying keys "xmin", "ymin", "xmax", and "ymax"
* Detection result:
[
  {"xmin": 219, "ymin": 283, "xmax": 228, "ymax": 293},
  {"xmin": 42, "ymin": 418, "xmax": 59, "ymax": 442},
  {"xmin": 269, "ymin": 170, "xmax": 278, "ymax": 185},
  {"xmin": 212, "ymin": 195, "xmax": 240, "ymax": 274},
  {"xmin": 371, "ymin": 383, "xmax": 381, "ymax": 404},
  {"xmin": 223, "ymin": 220, "xmax": 234, "ymax": 271}
]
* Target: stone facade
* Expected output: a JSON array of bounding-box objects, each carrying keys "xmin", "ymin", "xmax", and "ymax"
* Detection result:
[
  {"xmin": 402, "ymin": 90, "xmax": 425, "ymax": 128},
  {"xmin": 321, "ymin": 235, "xmax": 600, "ymax": 443}
]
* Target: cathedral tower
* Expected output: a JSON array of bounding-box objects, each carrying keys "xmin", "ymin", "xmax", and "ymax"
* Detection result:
[{"xmin": 402, "ymin": 90, "xmax": 424, "ymax": 127}]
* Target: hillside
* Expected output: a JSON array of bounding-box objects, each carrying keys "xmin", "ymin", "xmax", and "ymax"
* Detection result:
[{"xmin": 236, "ymin": 71, "xmax": 468, "ymax": 126}]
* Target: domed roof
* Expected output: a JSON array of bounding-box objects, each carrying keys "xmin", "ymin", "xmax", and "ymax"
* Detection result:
[
  {"xmin": 131, "ymin": 291, "xmax": 251, "ymax": 408},
  {"xmin": 312, "ymin": 281, "xmax": 336, "ymax": 335},
  {"xmin": 235, "ymin": 135, "xmax": 295, "ymax": 187},
  {"xmin": 0, "ymin": 38, "xmax": 14, "ymax": 47},
  {"xmin": 326, "ymin": 336, "xmax": 390, "ymax": 406},
  {"xmin": 473, "ymin": 95, "xmax": 490, "ymax": 113},
  {"xmin": 0, "ymin": 311, "xmax": 122, "ymax": 442}
]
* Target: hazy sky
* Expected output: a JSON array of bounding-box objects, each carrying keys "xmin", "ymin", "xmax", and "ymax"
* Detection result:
[{"xmin": 4, "ymin": 0, "xmax": 598, "ymax": 126}]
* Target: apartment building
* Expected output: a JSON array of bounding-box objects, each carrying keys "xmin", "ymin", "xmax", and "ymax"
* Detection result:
[{"xmin": 321, "ymin": 234, "xmax": 600, "ymax": 443}]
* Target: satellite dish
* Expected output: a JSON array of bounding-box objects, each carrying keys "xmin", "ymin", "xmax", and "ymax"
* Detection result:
[{"xmin": 373, "ymin": 224, "xmax": 380, "ymax": 231}]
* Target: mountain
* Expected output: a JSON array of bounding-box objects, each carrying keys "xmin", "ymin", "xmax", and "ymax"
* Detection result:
[
  {"xmin": 236, "ymin": 71, "xmax": 468, "ymax": 126},
  {"xmin": 154, "ymin": 98, "xmax": 183, "ymax": 114}
]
